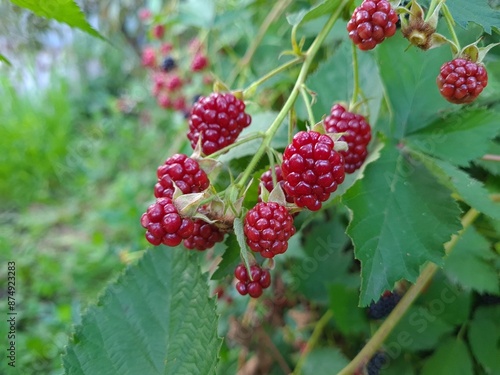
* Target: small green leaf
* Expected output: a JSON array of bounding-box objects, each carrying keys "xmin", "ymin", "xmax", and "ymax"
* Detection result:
[
  {"xmin": 328, "ymin": 284, "xmax": 369, "ymax": 336},
  {"xmin": 233, "ymin": 217, "xmax": 252, "ymax": 272},
  {"xmin": 9, "ymin": 0, "xmax": 104, "ymax": 40},
  {"xmin": 407, "ymin": 109, "xmax": 500, "ymax": 167},
  {"xmin": 0, "ymin": 53, "xmax": 12, "ymax": 66},
  {"xmin": 468, "ymin": 306, "xmax": 500, "ymax": 373},
  {"xmin": 211, "ymin": 234, "xmax": 241, "ymax": 280},
  {"xmin": 447, "ymin": 0, "xmax": 500, "ymax": 34},
  {"xmin": 416, "ymin": 155, "xmax": 500, "ymax": 220},
  {"xmin": 376, "ymin": 33, "xmax": 454, "ymax": 137},
  {"xmin": 287, "ymin": 0, "xmax": 351, "ymax": 26},
  {"xmin": 301, "ymin": 348, "xmax": 350, "ymax": 375},
  {"xmin": 63, "ymin": 248, "xmax": 221, "ymax": 375},
  {"xmin": 343, "ymin": 144, "xmax": 462, "ymax": 306},
  {"xmin": 421, "ymin": 338, "xmax": 474, "ymax": 375},
  {"xmin": 444, "ymin": 227, "xmax": 499, "ymax": 294}
]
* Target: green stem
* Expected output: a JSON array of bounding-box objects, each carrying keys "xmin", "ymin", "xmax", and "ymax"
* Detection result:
[
  {"xmin": 235, "ymin": 0, "xmax": 350, "ymax": 190},
  {"xmin": 292, "ymin": 309, "xmax": 334, "ymax": 375},
  {"xmin": 206, "ymin": 132, "xmax": 265, "ymax": 158},
  {"xmin": 337, "ymin": 208, "xmax": 480, "ymax": 375},
  {"xmin": 442, "ymin": 4, "xmax": 461, "ymax": 53},
  {"xmin": 349, "ymin": 42, "xmax": 360, "ymax": 110},
  {"xmin": 242, "ymin": 57, "xmax": 303, "ymax": 98},
  {"xmin": 227, "ymin": 0, "xmax": 293, "ymax": 87},
  {"xmin": 300, "ymin": 84, "xmax": 316, "ymax": 126}
]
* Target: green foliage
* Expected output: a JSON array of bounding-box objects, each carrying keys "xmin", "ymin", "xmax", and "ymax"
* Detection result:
[
  {"xmin": 468, "ymin": 306, "xmax": 500, "ymax": 373},
  {"xmin": 63, "ymin": 248, "xmax": 221, "ymax": 375},
  {"xmin": 344, "ymin": 145, "xmax": 462, "ymax": 306},
  {"xmin": 447, "ymin": 0, "xmax": 500, "ymax": 34},
  {"xmin": 420, "ymin": 338, "xmax": 474, "ymax": 375},
  {"xmin": 9, "ymin": 0, "xmax": 104, "ymax": 39},
  {"xmin": 0, "ymin": 53, "xmax": 11, "ymax": 65}
]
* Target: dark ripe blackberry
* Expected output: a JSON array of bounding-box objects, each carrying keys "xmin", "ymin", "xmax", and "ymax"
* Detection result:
[
  {"xmin": 367, "ymin": 291, "xmax": 401, "ymax": 319},
  {"xmin": 367, "ymin": 352, "xmax": 387, "ymax": 375},
  {"xmin": 161, "ymin": 56, "xmax": 176, "ymax": 72}
]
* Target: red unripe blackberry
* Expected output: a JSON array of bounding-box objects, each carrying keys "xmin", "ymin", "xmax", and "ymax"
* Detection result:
[
  {"xmin": 324, "ymin": 104, "xmax": 372, "ymax": 174},
  {"xmin": 141, "ymin": 197, "xmax": 194, "ymax": 246},
  {"xmin": 282, "ymin": 131, "xmax": 345, "ymax": 211},
  {"xmin": 347, "ymin": 0, "xmax": 398, "ymax": 51},
  {"xmin": 234, "ymin": 264, "xmax": 272, "ymax": 298},
  {"xmin": 244, "ymin": 202, "xmax": 295, "ymax": 258},
  {"xmin": 183, "ymin": 219, "xmax": 225, "ymax": 251},
  {"xmin": 154, "ymin": 154, "xmax": 209, "ymax": 199},
  {"xmin": 139, "ymin": 8, "xmax": 152, "ymax": 22},
  {"xmin": 437, "ymin": 58, "xmax": 488, "ymax": 104},
  {"xmin": 152, "ymin": 24, "xmax": 165, "ymax": 39},
  {"xmin": 258, "ymin": 165, "xmax": 294, "ymax": 203},
  {"xmin": 141, "ymin": 47, "xmax": 156, "ymax": 68},
  {"xmin": 187, "ymin": 93, "xmax": 252, "ymax": 155},
  {"xmin": 161, "ymin": 43, "xmax": 173, "ymax": 55},
  {"xmin": 157, "ymin": 93, "xmax": 172, "ymax": 109},
  {"xmin": 191, "ymin": 53, "xmax": 209, "ymax": 71},
  {"xmin": 166, "ymin": 75, "xmax": 183, "ymax": 92}
]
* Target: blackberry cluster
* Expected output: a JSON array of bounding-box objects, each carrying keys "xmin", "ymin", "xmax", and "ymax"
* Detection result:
[
  {"xmin": 282, "ymin": 131, "xmax": 345, "ymax": 211},
  {"xmin": 437, "ymin": 58, "xmax": 488, "ymax": 104},
  {"xmin": 324, "ymin": 104, "xmax": 372, "ymax": 174},
  {"xmin": 347, "ymin": 0, "xmax": 398, "ymax": 50},
  {"xmin": 188, "ymin": 92, "xmax": 252, "ymax": 155},
  {"xmin": 234, "ymin": 264, "xmax": 272, "ymax": 298},
  {"xmin": 140, "ymin": 198, "xmax": 194, "ymax": 246},
  {"xmin": 244, "ymin": 202, "xmax": 296, "ymax": 258},
  {"xmin": 154, "ymin": 154, "xmax": 209, "ymax": 199},
  {"xmin": 367, "ymin": 291, "xmax": 402, "ymax": 319},
  {"xmin": 183, "ymin": 219, "xmax": 224, "ymax": 251}
]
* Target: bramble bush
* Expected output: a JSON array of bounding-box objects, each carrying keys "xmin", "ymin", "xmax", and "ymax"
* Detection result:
[{"xmin": 3, "ymin": 0, "xmax": 500, "ymax": 374}]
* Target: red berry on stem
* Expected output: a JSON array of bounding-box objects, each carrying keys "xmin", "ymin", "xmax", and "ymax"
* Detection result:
[
  {"xmin": 234, "ymin": 263, "xmax": 272, "ymax": 298},
  {"xmin": 437, "ymin": 58, "xmax": 488, "ymax": 104},
  {"xmin": 324, "ymin": 104, "xmax": 372, "ymax": 174},
  {"xmin": 191, "ymin": 53, "xmax": 209, "ymax": 71},
  {"xmin": 183, "ymin": 219, "xmax": 225, "ymax": 251},
  {"xmin": 187, "ymin": 93, "xmax": 252, "ymax": 155},
  {"xmin": 141, "ymin": 47, "xmax": 156, "ymax": 68},
  {"xmin": 282, "ymin": 131, "xmax": 345, "ymax": 211},
  {"xmin": 154, "ymin": 154, "xmax": 209, "ymax": 199},
  {"xmin": 244, "ymin": 202, "xmax": 295, "ymax": 258},
  {"xmin": 141, "ymin": 197, "xmax": 194, "ymax": 246},
  {"xmin": 152, "ymin": 24, "xmax": 165, "ymax": 39},
  {"xmin": 347, "ymin": 0, "xmax": 398, "ymax": 51}
]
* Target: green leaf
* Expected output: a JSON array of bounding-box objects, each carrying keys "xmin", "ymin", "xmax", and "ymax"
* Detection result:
[
  {"xmin": 421, "ymin": 338, "xmax": 474, "ymax": 375},
  {"xmin": 287, "ymin": 0, "xmax": 350, "ymax": 26},
  {"xmin": 343, "ymin": 144, "xmax": 462, "ymax": 306},
  {"xmin": 0, "ymin": 53, "xmax": 11, "ymax": 66},
  {"xmin": 444, "ymin": 227, "xmax": 499, "ymax": 294},
  {"xmin": 9, "ymin": 0, "xmax": 104, "ymax": 40},
  {"xmin": 178, "ymin": 0, "xmax": 216, "ymax": 28},
  {"xmin": 211, "ymin": 234, "xmax": 241, "ymax": 280},
  {"xmin": 289, "ymin": 219, "xmax": 356, "ymax": 303},
  {"xmin": 447, "ymin": 0, "xmax": 500, "ymax": 34},
  {"xmin": 328, "ymin": 284, "xmax": 369, "ymax": 336},
  {"xmin": 63, "ymin": 248, "xmax": 221, "ymax": 375},
  {"xmin": 304, "ymin": 41, "xmax": 384, "ymax": 127},
  {"xmin": 301, "ymin": 348, "xmax": 350, "ymax": 375},
  {"xmin": 376, "ymin": 33, "xmax": 453, "ymax": 137},
  {"xmin": 416, "ymin": 155, "xmax": 500, "ymax": 220},
  {"xmin": 386, "ymin": 306, "xmax": 455, "ymax": 352},
  {"xmin": 476, "ymin": 140, "xmax": 500, "ymax": 175},
  {"xmin": 468, "ymin": 306, "xmax": 500, "ymax": 374},
  {"xmin": 233, "ymin": 217, "xmax": 252, "ymax": 272},
  {"xmin": 407, "ymin": 109, "xmax": 500, "ymax": 167}
]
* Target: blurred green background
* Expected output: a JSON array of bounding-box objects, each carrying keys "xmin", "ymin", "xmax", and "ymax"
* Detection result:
[{"xmin": 0, "ymin": 1, "xmax": 186, "ymax": 373}]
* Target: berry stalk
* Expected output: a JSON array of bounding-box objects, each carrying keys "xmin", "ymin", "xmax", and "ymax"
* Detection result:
[
  {"xmin": 337, "ymin": 208, "xmax": 480, "ymax": 375},
  {"xmin": 235, "ymin": 0, "xmax": 350, "ymax": 191}
]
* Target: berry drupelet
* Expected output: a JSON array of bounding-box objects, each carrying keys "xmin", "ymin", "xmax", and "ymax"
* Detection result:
[{"xmin": 234, "ymin": 264, "xmax": 272, "ymax": 298}]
